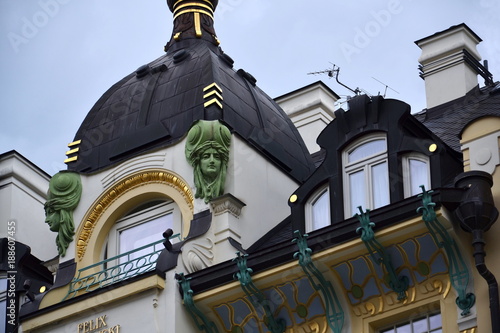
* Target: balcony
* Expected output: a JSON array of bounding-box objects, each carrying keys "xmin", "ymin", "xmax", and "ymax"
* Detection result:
[{"xmin": 63, "ymin": 234, "xmax": 178, "ymax": 300}]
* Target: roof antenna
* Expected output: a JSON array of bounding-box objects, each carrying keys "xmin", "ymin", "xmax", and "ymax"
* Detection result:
[
  {"xmin": 372, "ymin": 77, "xmax": 399, "ymax": 98},
  {"xmin": 308, "ymin": 64, "xmax": 361, "ymax": 95}
]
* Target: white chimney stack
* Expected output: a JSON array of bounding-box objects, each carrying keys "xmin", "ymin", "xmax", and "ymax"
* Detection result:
[{"xmin": 415, "ymin": 23, "xmax": 483, "ymax": 109}]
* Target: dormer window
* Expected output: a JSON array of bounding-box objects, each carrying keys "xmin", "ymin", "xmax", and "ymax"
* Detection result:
[
  {"xmin": 343, "ymin": 134, "xmax": 389, "ymax": 218},
  {"xmin": 403, "ymin": 153, "xmax": 431, "ymax": 197},
  {"xmin": 306, "ymin": 186, "xmax": 330, "ymax": 232}
]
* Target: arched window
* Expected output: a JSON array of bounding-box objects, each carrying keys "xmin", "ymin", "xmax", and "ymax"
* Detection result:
[
  {"xmin": 306, "ymin": 186, "xmax": 330, "ymax": 232},
  {"xmin": 343, "ymin": 134, "xmax": 389, "ymax": 218},
  {"xmin": 402, "ymin": 153, "xmax": 430, "ymax": 197}
]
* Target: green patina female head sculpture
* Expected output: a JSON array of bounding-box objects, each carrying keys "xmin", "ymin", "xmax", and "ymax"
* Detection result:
[
  {"xmin": 44, "ymin": 171, "xmax": 82, "ymax": 256},
  {"xmin": 185, "ymin": 120, "xmax": 231, "ymax": 203}
]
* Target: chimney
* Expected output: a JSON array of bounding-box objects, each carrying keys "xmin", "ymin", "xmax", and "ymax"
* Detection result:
[
  {"xmin": 275, "ymin": 81, "xmax": 339, "ymax": 153},
  {"xmin": 415, "ymin": 23, "xmax": 484, "ymax": 109}
]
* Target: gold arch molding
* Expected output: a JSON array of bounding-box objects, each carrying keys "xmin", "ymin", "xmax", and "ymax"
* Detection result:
[{"xmin": 76, "ymin": 169, "xmax": 194, "ymax": 261}]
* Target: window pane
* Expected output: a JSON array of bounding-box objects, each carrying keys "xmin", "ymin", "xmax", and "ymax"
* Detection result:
[
  {"xmin": 349, "ymin": 170, "xmax": 365, "ymax": 216},
  {"xmin": 372, "ymin": 162, "xmax": 389, "ymax": 209},
  {"xmin": 409, "ymin": 159, "xmax": 429, "ymax": 196},
  {"xmin": 312, "ymin": 190, "xmax": 330, "ymax": 230},
  {"xmin": 119, "ymin": 213, "xmax": 172, "ymax": 262},
  {"xmin": 0, "ymin": 299, "xmax": 5, "ymax": 331},
  {"xmin": 429, "ymin": 313, "xmax": 442, "ymax": 330},
  {"xmin": 396, "ymin": 323, "xmax": 411, "ymax": 333},
  {"xmin": 380, "ymin": 313, "xmax": 441, "ymax": 333},
  {"xmin": 0, "ymin": 278, "xmax": 6, "ymax": 292},
  {"xmin": 348, "ymin": 139, "xmax": 386, "ymax": 163},
  {"xmin": 412, "ymin": 317, "xmax": 428, "ymax": 332}
]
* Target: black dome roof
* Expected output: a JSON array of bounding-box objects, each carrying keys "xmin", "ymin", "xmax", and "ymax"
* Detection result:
[{"xmin": 67, "ymin": 1, "xmax": 314, "ymax": 182}]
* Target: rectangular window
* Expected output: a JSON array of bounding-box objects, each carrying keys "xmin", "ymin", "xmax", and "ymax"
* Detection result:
[
  {"xmin": 409, "ymin": 159, "xmax": 428, "ymax": 195},
  {"xmin": 107, "ymin": 200, "xmax": 180, "ymax": 263},
  {"xmin": 349, "ymin": 170, "xmax": 366, "ymax": 215},
  {"xmin": 380, "ymin": 313, "xmax": 442, "ymax": 333},
  {"xmin": 119, "ymin": 212, "xmax": 173, "ymax": 263},
  {"xmin": 371, "ymin": 161, "xmax": 389, "ymax": 209}
]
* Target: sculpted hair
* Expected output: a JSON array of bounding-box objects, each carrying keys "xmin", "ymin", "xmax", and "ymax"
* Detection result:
[{"xmin": 45, "ymin": 172, "xmax": 82, "ymax": 256}]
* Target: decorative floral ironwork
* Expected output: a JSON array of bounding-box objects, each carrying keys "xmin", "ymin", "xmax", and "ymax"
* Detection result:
[
  {"xmin": 176, "ymin": 273, "xmax": 219, "ymax": 333},
  {"xmin": 64, "ymin": 236, "xmax": 176, "ymax": 300},
  {"xmin": 233, "ymin": 252, "xmax": 286, "ymax": 333},
  {"xmin": 417, "ymin": 186, "xmax": 475, "ymax": 316},
  {"xmin": 213, "ymin": 276, "xmax": 327, "ymax": 332},
  {"xmin": 293, "ymin": 231, "xmax": 344, "ymax": 333},
  {"xmin": 355, "ymin": 207, "xmax": 409, "ymax": 301}
]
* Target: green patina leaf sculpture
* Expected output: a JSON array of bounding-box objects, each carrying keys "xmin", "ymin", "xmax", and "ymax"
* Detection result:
[
  {"xmin": 44, "ymin": 171, "xmax": 82, "ymax": 256},
  {"xmin": 185, "ymin": 120, "xmax": 231, "ymax": 203}
]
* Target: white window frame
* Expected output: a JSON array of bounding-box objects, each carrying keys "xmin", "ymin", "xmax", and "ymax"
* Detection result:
[
  {"xmin": 402, "ymin": 153, "xmax": 431, "ymax": 198},
  {"xmin": 107, "ymin": 200, "xmax": 181, "ymax": 261},
  {"xmin": 305, "ymin": 186, "xmax": 330, "ymax": 233},
  {"xmin": 343, "ymin": 134, "xmax": 389, "ymax": 218},
  {"xmin": 378, "ymin": 311, "xmax": 442, "ymax": 332}
]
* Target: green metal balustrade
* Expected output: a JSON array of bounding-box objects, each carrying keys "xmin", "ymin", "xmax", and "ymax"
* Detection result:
[{"xmin": 63, "ymin": 234, "xmax": 178, "ymax": 300}]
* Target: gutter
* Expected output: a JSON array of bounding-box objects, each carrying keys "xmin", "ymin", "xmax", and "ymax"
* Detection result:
[{"xmin": 454, "ymin": 171, "xmax": 500, "ymax": 332}]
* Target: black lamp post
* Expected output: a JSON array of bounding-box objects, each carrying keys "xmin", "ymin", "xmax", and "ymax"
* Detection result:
[{"xmin": 454, "ymin": 170, "xmax": 499, "ymax": 332}]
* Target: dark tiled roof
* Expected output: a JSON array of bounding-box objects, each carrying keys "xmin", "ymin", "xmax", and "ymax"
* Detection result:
[
  {"xmin": 310, "ymin": 149, "xmax": 326, "ymax": 168},
  {"xmin": 414, "ymin": 83, "xmax": 500, "ymax": 152},
  {"xmin": 246, "ymin": 216, "xmax": 293, "ymax": 253},
  {"xmin": 68, "ymin": 38, "xmax": 314, "ymax": 181}
]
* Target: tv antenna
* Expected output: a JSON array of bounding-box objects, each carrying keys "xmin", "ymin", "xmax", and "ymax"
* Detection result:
[
  {"xmin": 372, "ymin": 77, "xmax": 399, "ymax": 97},
  {"xmin": 308, "ymin": 64, "xmax": 362, "ymax": 95}
]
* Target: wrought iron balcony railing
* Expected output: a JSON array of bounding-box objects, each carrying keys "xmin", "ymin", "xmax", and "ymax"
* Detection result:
[{"xmin": 63, "ymin": 235, "xmax": 178, "ymax": 300}]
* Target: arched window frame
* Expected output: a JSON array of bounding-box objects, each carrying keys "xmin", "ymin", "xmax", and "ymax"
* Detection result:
[
  {"xmin": 342, "ymin": 133, "xmax": 389, "ymax": 218},
  {"xmin": 402, "ymin": 153, "xmax": 431, "ymax": 198},
  {"xmin": 305, "ymin": 185, "xmax": 330, "ymax": 233}
]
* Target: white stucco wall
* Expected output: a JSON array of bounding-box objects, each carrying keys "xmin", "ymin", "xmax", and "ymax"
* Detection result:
[{"xmin": 0, "ymin": 152, "xmax": 56, "ymax": 261}]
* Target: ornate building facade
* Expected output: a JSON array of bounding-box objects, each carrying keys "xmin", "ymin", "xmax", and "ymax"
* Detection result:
[{"xmin": 1, "ymin": 2, "xmax": 499, "ymax": 332}]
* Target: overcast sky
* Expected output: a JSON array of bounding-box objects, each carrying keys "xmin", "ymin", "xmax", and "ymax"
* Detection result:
[{"xmin": 1, "ymin": 0, "xmax": 499, "ymax": 176}]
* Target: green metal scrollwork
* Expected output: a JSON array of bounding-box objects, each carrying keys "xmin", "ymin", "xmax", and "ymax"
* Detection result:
[
  {"xmin": 417, "ymin": 186, "xmax": 475, "ymax": 316},
  {"xmin": 292, "ymin": 231, "xmax": 344, "ymax": 333},
  {"xmin": 355, "ymin": 207, "xmax": 409, "ymax": 300},
  {"xmin": 64, "ymin": 234, "xmax": 179, "ymax": 300},
  {"xmin": 176, "ymin": 273, "xmax": 219, "ymax": 333},
  {"xmin": 233, "ymin": 252, "xmax": 286, "ymax": 333}
]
